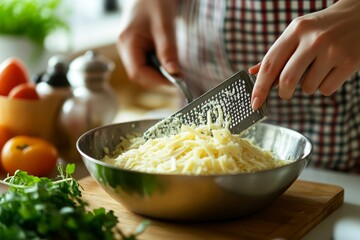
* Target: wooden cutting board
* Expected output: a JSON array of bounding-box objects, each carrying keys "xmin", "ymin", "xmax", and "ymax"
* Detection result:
[{"xmin": 79, "ymin": 176, "xmax": 343, "ymax": 240}]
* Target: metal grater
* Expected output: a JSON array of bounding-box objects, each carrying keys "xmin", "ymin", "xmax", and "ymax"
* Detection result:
[{"xmin": 144, "ymin": 70, "xmax": 268, "ymax": 139}]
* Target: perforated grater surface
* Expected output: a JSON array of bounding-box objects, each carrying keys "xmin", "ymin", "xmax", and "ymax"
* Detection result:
[{"xmin": 144, "ymin": 70, "xmax": 268, "ymax": 139}]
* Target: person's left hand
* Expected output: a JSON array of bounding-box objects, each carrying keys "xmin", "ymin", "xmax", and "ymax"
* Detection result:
[{"xmin": 250, "ymin": 0, "xmax": 360, "ymax": 110}]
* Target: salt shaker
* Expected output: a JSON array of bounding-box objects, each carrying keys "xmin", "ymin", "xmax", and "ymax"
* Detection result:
[{"xmin": 58, "ymin": 51, "xmax": 118, "ymax": 159}]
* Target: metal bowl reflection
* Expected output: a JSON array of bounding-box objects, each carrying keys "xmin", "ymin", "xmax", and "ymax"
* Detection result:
[{"xmin": 76, "ymin": 119, "xmax": 312, "ymax": 221}]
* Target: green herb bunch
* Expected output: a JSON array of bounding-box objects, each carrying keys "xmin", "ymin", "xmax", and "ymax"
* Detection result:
[
  {"xmin": 0, "ymin": 0, "xmax": 68, "ymax": 46},
  {"xmin": 0, "ymin": 164, "xmax": 148, "ymax": 240}
]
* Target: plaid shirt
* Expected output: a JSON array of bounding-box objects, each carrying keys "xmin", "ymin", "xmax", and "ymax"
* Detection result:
[{"xmin": 176, "ymin": 0, "xmax": 360, "ymax": 173}]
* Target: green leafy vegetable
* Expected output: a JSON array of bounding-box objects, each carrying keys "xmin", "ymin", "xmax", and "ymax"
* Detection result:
[
  {"xmin": 0, "ymin": 0, "xmax": 68, "ymax": 46},
  {"xmin": 0, "ymin": 164, "xmax": 149, "ymax": 240}
]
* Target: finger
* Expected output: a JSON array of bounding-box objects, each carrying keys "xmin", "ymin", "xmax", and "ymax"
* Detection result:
[
  {"xmin": 249, "ymin": 62, "xmax": 281, "ymax": 88},
  {"xmin": 277, "ymin": 45, "xmax": 315, "ymax": 100},
  {"xmin": 117, "ymin": 37, "xmax": 169, "ymax": 87},
  {"xmin": 151, "ymin": 17, "xmax": 180, "ymax": 75},
  {"xmin": 300, "ymin": 57, "xmax": 333, "ymax": 95},
  {"xmin": 248, "ymin": 62, "xmax": 261, "ymax": 75},
  {"xmin": 318, "ymin": 67, "xmax": 353, "ymax": 96},
  {"xmin": 252, "ymin": 35, "xmax": 297, "ymax": 109}
]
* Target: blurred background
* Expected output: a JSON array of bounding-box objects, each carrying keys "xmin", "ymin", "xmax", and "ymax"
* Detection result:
[
  {"xmin": 0, "ymin": 0, "xmax": 180, "ymax": 122},
  {"xmin": 46, "ymin": 0, "xmax": 123, "ymax": 56},
  {"xmin": 1, "ymin": 0, "xmax": 123, "ymax": 75}
]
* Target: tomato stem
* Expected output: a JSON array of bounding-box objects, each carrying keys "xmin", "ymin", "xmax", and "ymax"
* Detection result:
[{"xmin": 16, "ymin": 144, "xmax": 29, "ymax": 150}]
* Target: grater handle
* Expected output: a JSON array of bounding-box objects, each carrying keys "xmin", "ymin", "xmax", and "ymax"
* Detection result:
[{"xmin": 146, "ymin": 52, "xmax": 194, "ymax": 103}]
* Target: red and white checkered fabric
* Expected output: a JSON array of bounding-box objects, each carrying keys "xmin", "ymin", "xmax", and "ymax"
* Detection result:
[{"xmin": 176, "ymin": 0, "xmax": 360, "ymax": 173}]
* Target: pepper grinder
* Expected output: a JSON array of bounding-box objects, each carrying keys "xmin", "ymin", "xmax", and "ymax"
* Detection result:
[
  {"xmin": 33, "ymin": 55, "xmax": 72, "ymax": 146},
  {"xmin": 35, "ymin": 55, "xmax": 71, "ymax": 102},
  {"xmin": 58, "ymin": 51, "xmax": 118, "ymax": 160}
]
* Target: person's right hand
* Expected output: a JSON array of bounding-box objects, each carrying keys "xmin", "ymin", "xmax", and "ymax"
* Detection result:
[
  {"xmin": 249, "ymin": 0, "xmax": 360, "ymax": 110},
  {"xmin": 117, "ymin": 0, "xmax": 180, "ymax": 87}
]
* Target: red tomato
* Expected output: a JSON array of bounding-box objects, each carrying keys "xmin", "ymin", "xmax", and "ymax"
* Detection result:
[
  {"xmin": 8, "ymin": 82, "xmax": 40, "ymax": 100},
  {"xmin": 0, "ymin": 58, "xmax": 29, "ymax": 96},
  {"xmin": 1, "ymin": 136, "xmax": 58, "ymax": 176}
]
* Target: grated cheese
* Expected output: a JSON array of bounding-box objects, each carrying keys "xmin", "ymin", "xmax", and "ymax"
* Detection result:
[{"xmin": 103, "ymin": 121, "xmax": 290, "ymax": 175}]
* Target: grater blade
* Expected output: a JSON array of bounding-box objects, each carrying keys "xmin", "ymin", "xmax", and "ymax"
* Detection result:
[{"xmin": 144, "ymin": 70, "xmax": 268, "ymax": 139}]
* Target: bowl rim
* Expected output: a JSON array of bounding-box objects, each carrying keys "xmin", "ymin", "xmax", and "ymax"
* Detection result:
[{"xmin": 76, "ymin": 120, "xmax": 312, "ymax": 178}]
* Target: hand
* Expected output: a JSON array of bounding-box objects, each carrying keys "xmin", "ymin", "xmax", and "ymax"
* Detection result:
[
  {"xmin": 250, "ymin": 0, "xmax": 360, "ymax": 110},
  {"xmin": 117, "ymin": 0, "xmax": 180, "ymax": 87}
]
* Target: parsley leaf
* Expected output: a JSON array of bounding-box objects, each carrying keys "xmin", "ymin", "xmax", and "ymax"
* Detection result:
[{"xmin": 0, "ymin": 164, "xmax": 148, "ymax": 240}]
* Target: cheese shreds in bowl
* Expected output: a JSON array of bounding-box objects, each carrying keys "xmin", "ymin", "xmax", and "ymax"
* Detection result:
[{"xmin": 103, "ymin": 122, "xmax": 290, "ymax": 175}]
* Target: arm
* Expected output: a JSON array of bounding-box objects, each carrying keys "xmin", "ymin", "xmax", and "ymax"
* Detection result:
[
  {"xmin": 117, "ymin": 0, "xmax": 180, "ymax": 87},
  {"xmin": 250, "ymin": 0, "xmax": 360, "ymax": 110}
]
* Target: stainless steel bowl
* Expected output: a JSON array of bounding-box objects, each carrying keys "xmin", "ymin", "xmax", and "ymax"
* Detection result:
[{"xmin": 77, "ymin": 119, "xmax": 312, "ymax": 221}]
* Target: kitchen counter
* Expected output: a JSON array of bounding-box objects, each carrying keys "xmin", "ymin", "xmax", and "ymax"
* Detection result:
[{"xmin": 299, "ymin": 167, "xmax": 360, "ymax": 240}]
